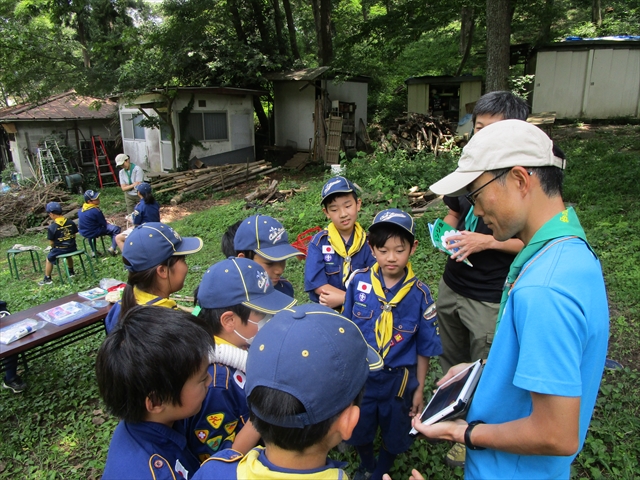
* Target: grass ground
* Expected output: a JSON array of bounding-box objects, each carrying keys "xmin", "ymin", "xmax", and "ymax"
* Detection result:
[{"xmin": 0, "ymin": 124, "xmax": 638, "ymax": 479}]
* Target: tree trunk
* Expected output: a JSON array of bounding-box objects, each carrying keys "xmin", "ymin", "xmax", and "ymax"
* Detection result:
[
  {"xmin": 319, "ymin": 0, "xmax": 333, "ymax": 65},
  {"xmin": 248, "ymin": 0, "xmax": 271, "ymax": 52},
  {"xmin": 592, "ymin": 0, "xmax": 602, "ymax": 27},
  {"xmin": 270, "ymin": 0, "xmax": 288, "ymax": 57},
  {"xmin": 227, "ymin": 0, "xmax": 247, "ymax": 43},
  {"xmin": 485, "ymin": 0, "xmax": 511, "ymax": 92},
  {"xmin": 537, "ymin": 0, "xmax": 554, "ymax": 45},
  {"xmin": 281, "ymin": 0, "xmax": 301, "ymax": 60},
  {"xmin": 253, "ymin": 96, "xmax": 270, "ymax": 135},
  {"xmin": 77, "ymin": 20, "xmax": 91, "ymax": 68},
  {"xmin": 311, "ymin": 0, "xmax": 324, "ymax": 64},
  {"xmin": 456, "ymin": 6, "xmax": 474, "ymax": 76}
]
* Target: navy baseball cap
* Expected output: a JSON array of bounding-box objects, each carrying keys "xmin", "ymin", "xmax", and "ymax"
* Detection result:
[
  {"xmin": 321, "ymin": 176, "xmax": 357, "ymax": 204},
  {"xmin": 135, "ymin": 182, "xmax": 152, "ymax": 196},
  {"xmin": 122, "ymin": 222, "xmax": 203, "ymax": 272},
  {"xmin": 246, "ymin": 304, "xmax": 383, "ymax": 428},
  {"xmin": 234, "ymin": 215, "xmax": 303, "ymax": 261},
  {"xmin": 45, "ymin": 202, "xmax": 62, "ymax": 214},
  {"xmin": 197, "ymin": 257, "xmax": 296, "ymax": 313},
  {"xmin": 369, "ymin": 208, "xmax": 415, "ymax": 236},
  {"xmin": 83, "ymin": 190, "xmax": 100, "ymax": 202}
]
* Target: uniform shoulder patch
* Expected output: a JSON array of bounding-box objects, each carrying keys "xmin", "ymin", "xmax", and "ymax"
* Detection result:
[
  {"xmin": 202, "ymin": 449, "xmax": 244, "ymax": 464},
  {"xmin": 233, "ymin": 369, "xmax": 246, "ymax": 388},
  {"xmin": 423, "ymin": 303, "xmax": 437, "ymax": 321},
  {"xmin": 311, "ymin": 230, "xmax": 330, "ymax": 246}
]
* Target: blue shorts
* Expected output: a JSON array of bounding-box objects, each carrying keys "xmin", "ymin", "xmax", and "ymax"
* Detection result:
[
  {"xmin": 47, "ymin": 247, "xmax": 75, "ymax": 264},
  {"xmin": 347, "ymin": 366, "xmax": 418, "ymax": 454}
]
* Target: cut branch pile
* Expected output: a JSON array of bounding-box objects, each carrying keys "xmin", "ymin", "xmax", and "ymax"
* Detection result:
[
  {"xmin": 147, "ymin": 161, "xmax": 279, "ymax": 205},
  {"xmin": 0, "ymin": 182, "xmax": 74, "ymax": 234},
  {"xmin": 407, "ymin": 186, "xmax": 441, "ymax": 218},
  {"xmin": 244, "ymin": 180, "xmax": 306, "ymax": 208},
  {"xmin": 377, "ymin": 113, "xmax": 460, "ymax": 155}
]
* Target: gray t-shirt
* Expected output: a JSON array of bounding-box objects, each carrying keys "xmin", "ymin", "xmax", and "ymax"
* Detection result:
[{"xmin": 119, "ymin": 164, "xmax": 144, "ymax": 196}]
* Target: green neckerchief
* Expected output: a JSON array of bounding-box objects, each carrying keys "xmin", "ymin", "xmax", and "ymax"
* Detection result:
[
  {"xmin": 464, "ymin": 205, "xmax": 479, "ymax": 232},
  {"xmin": 125, "ymin": 163, "xmax": 136, "ymax": 184},
  {"xmin": 496, "ymin": 207, "xmax": 591, "ymax": 330}
]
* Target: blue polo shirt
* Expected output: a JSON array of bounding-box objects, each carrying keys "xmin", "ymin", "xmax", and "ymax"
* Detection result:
[
  {"xmin": 344, "ymin": 267, "xmax": 442, "ymax": 367},
  {"xmin": 176, "ymin": 361, "xmax": 249, "ymax": 463},
  {"xmin": 78, "ymin": 205, "xmax": 109, "ymax": 239},
  {"xmin": 102, "ymin": 421, "xmax": 200, "ymax": 480},
  {"xmin": 192, "ymin": 447, "xmax": 348, "ymax": 479},
  {"xmin": 132, "ymin": 199, "xmax": 160, "ymax": 226},
  {"xmin": 304, "ymin": 228, "xmax": 376, "ymax": 303}
]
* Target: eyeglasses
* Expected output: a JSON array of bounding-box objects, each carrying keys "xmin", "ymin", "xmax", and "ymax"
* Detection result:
[{"xmin": 465, "ymin": 170, "xmax": 509, "ymax": 206}]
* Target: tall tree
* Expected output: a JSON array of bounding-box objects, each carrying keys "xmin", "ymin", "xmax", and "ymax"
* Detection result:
[
  {"xmin": 485, "ymin": 0, "xmax": 511, "ymax": 91},
  {"xmin": 281, "ymin": 0, "xmax": 300, "ymax": 61}
]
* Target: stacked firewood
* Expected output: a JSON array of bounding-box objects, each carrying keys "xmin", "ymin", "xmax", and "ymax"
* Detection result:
[
  {"xmin": 378, "ymin": 113, "xmax": 459, "ymax": 154},
  {"xmin": 407, "ymin": 186, "xmax": 441, "ymax": 218},
  {"xmin": 244, "ymin": 180, "xmax": 306, "ymax": 208},
  {"xmin": 0, "ymin": 182, "xmax": 75, "ymax": 234},
  {"xmin": 147, "ymin": 161, "xmax": 279, "ymax": 205}
]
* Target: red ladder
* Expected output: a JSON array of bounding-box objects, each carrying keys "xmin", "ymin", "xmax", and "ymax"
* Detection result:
[{"xmin": 91, "ymin": 136, "xmax": 119, "ymax": 188}]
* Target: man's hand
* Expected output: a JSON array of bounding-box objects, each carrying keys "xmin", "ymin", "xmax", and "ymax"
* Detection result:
[
  {"xmin": 437, "ymin": 363, "xmax": 474, "ymax": 387},
  {"xmin": 411, "ymin": 415, "xmax": 468, "ymax": 444},
  {"xmin": 382, "ymin": 469, "xmax": 426, "ymax": 480},
  {"xmin": 446, "ymin": 231, "xmax": 493, "ymax": 262}
]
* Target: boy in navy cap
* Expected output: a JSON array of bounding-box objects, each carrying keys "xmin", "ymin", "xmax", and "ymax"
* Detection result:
[
  {"xmin": 177, "ymin": 257, "xmax": 296, "ymax": 461},
  {"xmin": 232, "ymin": 214, "xmax": 303, "ymax": 297},
  {"xmin": 115, "ymin": 182, "xmax": 160, "ymax": 251},
  {"xmin": 192, "ymin": 303, "xmax": 383, "ymax": 479},
  {"xmin": 78, "ymin": 189, "xmax": 122, "ymax": 256},
  {"xmin": 97, "ymin": 305, "xmax": 214, "ymax": 480},
  {"xmin": 39, "ymin": 201, "xmax": 78, "ymax": 285},
  {"xmin": 343, "ymin": 208, "xmax": 442, "ymax": 480},
  {"xmin": 304, "ymin": 176, "xmax": 376, "ymax": 309}
]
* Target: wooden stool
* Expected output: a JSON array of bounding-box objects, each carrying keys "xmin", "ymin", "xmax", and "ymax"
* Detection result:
[
  {"xmin": 7, "ymin": 248, "xmax": 43, "ymax": 280},
  {"xmin": 82, "ymin": 236, "xmax": 108, "ymax": 257},
  {"xmin": 54, "ymin": 250, "xmax": 96, "ymax": 284}
]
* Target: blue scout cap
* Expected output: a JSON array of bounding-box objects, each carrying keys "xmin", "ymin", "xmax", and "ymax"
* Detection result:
[
  {"xmin": 234, "ymin": 215, "xmax": 302, "ymax": 261},
  {"xmin": 135, "ymin": 182, "xmax": 152, "ymax": 196},
  {"xmin": 320, "ymin": 176, "xmax": 357, "ymax": 204},
  {"xmin": 45, "ymin": 202, "xmax": 62, "ymax": 214},
  {"xmin": 246, "ymin": 304, "xmax": 383, "ymax": 428},
  {"xmin": 83, "ymin": 190, "xmax": 100, "ymax": 202},
  {"xmin": 122, "ymin": 222, "xmax": 203, "ymax": 272},
  {"xmin": 197, "ymin": 257, "xmax": 296, "ymax": 313},
  {"xmin": 369, "ymin": 208, "xmax": 415, "ymax": 236}
]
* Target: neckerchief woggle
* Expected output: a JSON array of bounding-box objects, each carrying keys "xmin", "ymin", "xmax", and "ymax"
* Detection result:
[
  {"xmin": 496, "ymin": 207, "xmax": 591, "ymax": 330},
  {"xmin": 327, "ymin": 221, "xmax": 366, "ymax": 286},
  {"xmin": 236, "ymin": 447, "xmax": 346, "ymax": 480},
  {"xmin": 370, "ymin": 262, "xmax": 416, "ymax": 358}
]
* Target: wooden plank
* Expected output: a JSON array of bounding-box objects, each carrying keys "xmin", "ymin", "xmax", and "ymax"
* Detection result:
[{"xmin": 325, "ymin": 115, "xmax": 343, "ymax": 165}]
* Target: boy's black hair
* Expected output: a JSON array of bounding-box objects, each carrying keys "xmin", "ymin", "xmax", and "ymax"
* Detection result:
[
  {"xmin": 96, "ymin": 305, "xmax": 214, "ymax": 423},
  {"xmin": 140, "ymin": 191, "xmax": 156, "ymax": 205},
  {"xmin": 368, "ymin": 222, "xmax": 415, "ymax": 249},
  {"xmin": 248, "ymin": 386, "xmax": 364, "ymax": 452},
  {"xmin": 491, "ymin": 165, "xmax": 564, "ymax": 198},
  {"xmin": 321, "ymin": 190, "xmax": 358, "ymax": 209},
  {"xmin": 472, "ymin": 91, "xmax": 530, "ymax": 125},
  {"xmin": 192, "ymin": 285, "xmax": 252, "ymax": 335},
  {"xmin": 221, "ymin": 220, "xmax": 256, "ymax": 259}
]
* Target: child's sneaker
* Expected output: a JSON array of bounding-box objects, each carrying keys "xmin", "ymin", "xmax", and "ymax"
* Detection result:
[
  {"xmin": 445, "ymin": 442, "xmax": 466, "ymax": 468},
  {"xmin": 38, "ymin": 276, "xmax": 53, "ymax": 286},
  {"xmin": 68, "ymin": 270, "xmax": 76, "ymax": 278},
  {"xmin": 2, "ymin": 375, "xmax": 27, "ymax": 394},
  {"xmin": 107, "ymin": 247, "xmax": 118, "ymax": 257}
]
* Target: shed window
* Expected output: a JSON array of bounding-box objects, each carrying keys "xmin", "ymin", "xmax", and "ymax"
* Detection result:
[
  {"xmin": 180, "ymin": 112, "xmax": 228, "ymax": 141},
  {"xmin": 122, "ymin": 113, "xmax": 146, "ymax": 140}
]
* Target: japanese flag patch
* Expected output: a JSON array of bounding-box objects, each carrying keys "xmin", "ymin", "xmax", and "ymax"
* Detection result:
[
  {"xmin": 174, "ymin": 458, "xmax": 189, "ymax": 479},
  {"xmin": 233, "ymin": 369, "xmax": 246, "ymax": 389},
  {"xmin": 357, "ymin": 281, "xmax": 372, "ymax": 293},
  {"xmin": 322, "ymin": 245, "xmax": 334, "ymax": 254}
]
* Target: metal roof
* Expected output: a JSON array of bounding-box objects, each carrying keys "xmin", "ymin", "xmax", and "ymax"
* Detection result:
[
  {"xmin": 0, "ymin": 91, "xmax": 117, "ymax": 122},
  {"xmin": 405, "ymin": 75, "xmax": 483, "ymax": 85}
]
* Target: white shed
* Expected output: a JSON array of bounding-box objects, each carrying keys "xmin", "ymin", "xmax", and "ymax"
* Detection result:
[
  {"xmin": 267, "ymin": 68, "xmax": 369, "ymax": 152},
  {"xmin": 115, "ymin": 87, "xmax": 266, "ymax": 172},
  {"xmin": 531, "ymin": 38, "xmax": 640, "ymax": 119}
]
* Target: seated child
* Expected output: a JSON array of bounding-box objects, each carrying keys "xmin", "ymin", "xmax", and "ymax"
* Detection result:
[
  {"xmin": 78, "ymin": 190, "xmax": 122, "ymax": 256},
  {"xmin": 115, "ymin": 182, "xmax": 160, "ymax": 252},
  {"xmin": 304, "ymin": 176, "xmax": 375, "ymax": 309},
  {"xmin": 97, "ymin": 305, "xmax": 214, "ymax": 480},
  {"xmin": 39, "ymin": 202, "xmax": 78, "ymax": 285},
  {"xmin": 177, "ymin": 257, "xmax": 296, "ymax": 462},
  {"xmin": 192, "ymin": 303, "xmax": 383, "ymax": 479},
  {"xmin": 232, "ymin": 214, "xmax": 303, "ymax": 298},
  {"xmin": 104, "ymin": 222, "xmax": 203, "ymax": 333},
  {"xmin": 343, "ymin": 208, "xmax": 442, "ymax": 480}
]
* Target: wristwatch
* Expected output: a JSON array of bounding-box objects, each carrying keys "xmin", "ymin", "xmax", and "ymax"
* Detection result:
[{"xmin": 464, "ymin": 420, "xmax": 486, "ymax": 450}]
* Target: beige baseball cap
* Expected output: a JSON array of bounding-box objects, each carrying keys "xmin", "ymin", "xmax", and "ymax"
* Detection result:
[
  {"xmin": 429, "ymin": 120, "xmax": 566, "ymax": 197},
  {"xmin": 115, "ymin": 153, "xmax": 130, "ymax": 166}
]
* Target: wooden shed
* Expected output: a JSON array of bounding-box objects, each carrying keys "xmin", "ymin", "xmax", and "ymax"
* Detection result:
[
  {"xmin": 531, "ymin": 38, "xmax": 640, "ymax": 119},
  {"xmin": 405, "ymin": 75, "xmax": 483, "ymax": 124}
]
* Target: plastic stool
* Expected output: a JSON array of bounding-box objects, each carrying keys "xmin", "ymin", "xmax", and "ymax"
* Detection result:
[
  {"xmin": 82, "ymin": 236, "xmax": 108, "ymax": 257},
  {"xmin": 7, "ymin": 249, "xmax": 43, "ymax": 280},
  {"xmin": 54, "ymin": 250, "xmax": 96, "ymax": 284}
]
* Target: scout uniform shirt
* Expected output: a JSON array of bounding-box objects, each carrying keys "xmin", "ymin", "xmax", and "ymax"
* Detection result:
[
  {"xmin": 132, "ymin": 199, "xmax": 161, "ymax": 226},
  {"xmin": 48, "ymin": 217, "xmax": 77, "ymax": 250}
]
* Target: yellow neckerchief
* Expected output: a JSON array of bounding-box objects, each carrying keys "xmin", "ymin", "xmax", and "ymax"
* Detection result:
[
  {"xmin": 81, "ymin": 202, "xmax": 99, "ymax": 212},
  {"xmin": 133, "ymin": 286, "xmax": 177, "ymax": 309},
  {"xmin": 54, "ymin": 217, "xmax": 68, "ymax": 227},
  {"xmin": 370, "ymin": 262, "xmax": 416, "ymax": 358},
  {"xmin": 327, "ymin": 221, "xmax": 366, "ymax": 286},
  {"xmin": 214, "ymin": 335, "xmax": 234, "ymax": 346},
  {"xmin": 236, "ymin": 447, "xmax": 344, "ymax": 480}
]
